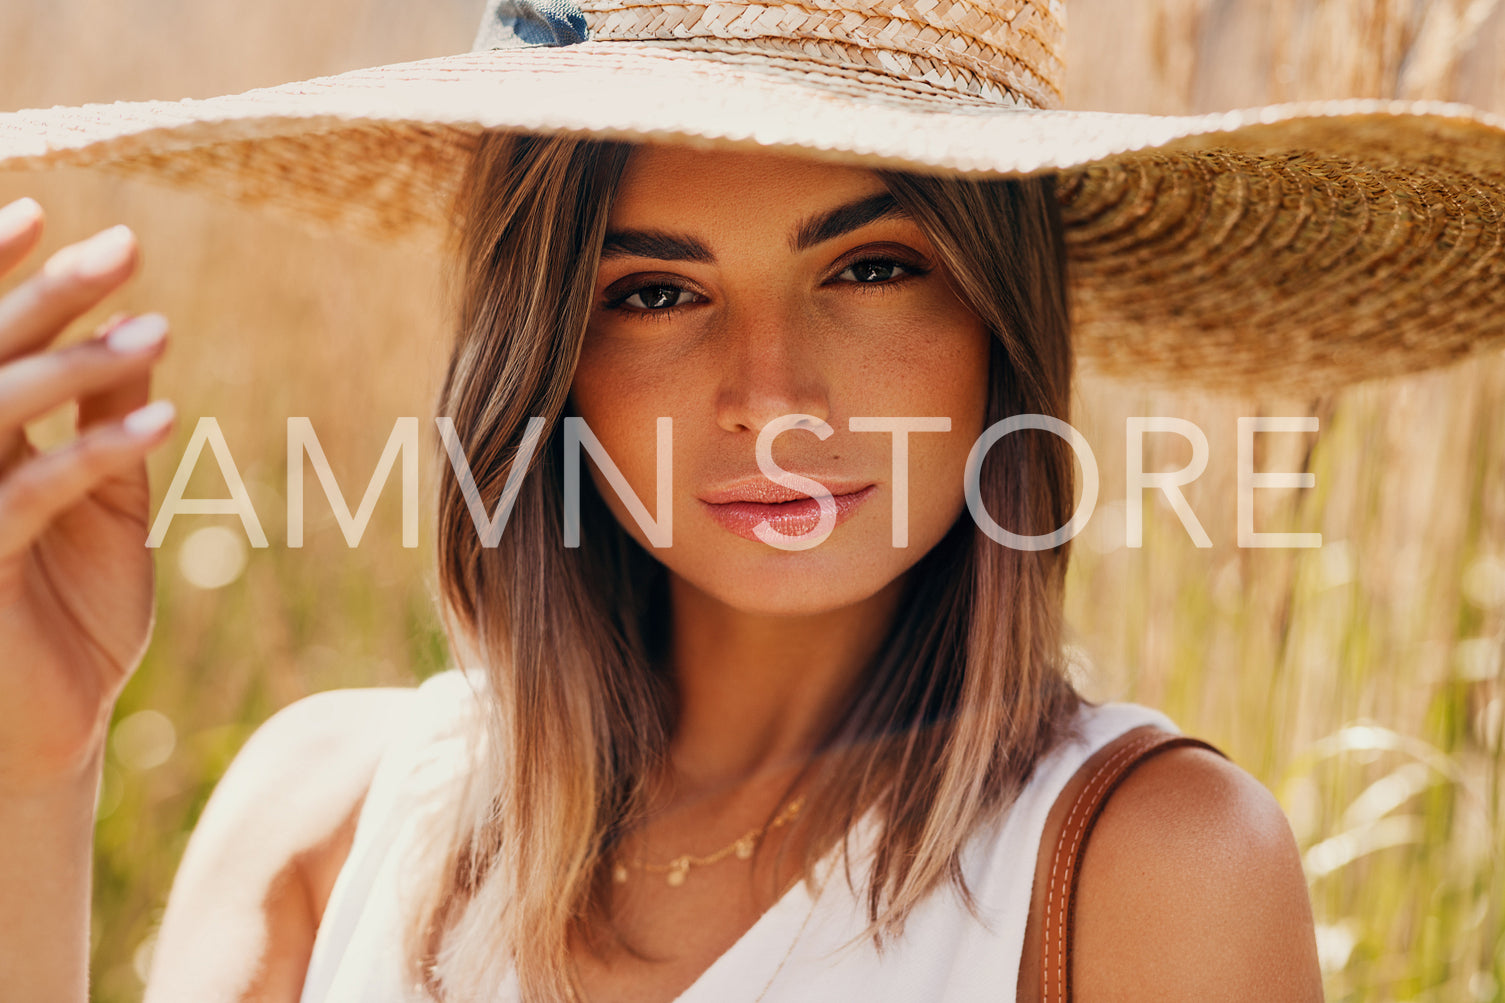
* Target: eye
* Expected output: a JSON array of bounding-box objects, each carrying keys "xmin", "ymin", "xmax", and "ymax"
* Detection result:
[
  {"xmin": 603, "ymin": 281, "xmax": 704, "ymax": 319},
  {"xmin": 623, "ymin": 284, "xmax": 697, "ymax": 310},
  {"xmin": 834, "ymin": 256, "xmax": 927, "ymax": 287}
]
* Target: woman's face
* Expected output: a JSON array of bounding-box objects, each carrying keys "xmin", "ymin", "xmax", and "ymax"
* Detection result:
[{"xmin": 570, "ymin": 145, "xmax": 991, "ymax": 616}]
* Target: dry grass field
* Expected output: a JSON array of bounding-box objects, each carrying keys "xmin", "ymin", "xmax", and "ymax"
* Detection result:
[{"xmin": 2, "ymin": 1, "xmax": 1502, "ymax": 999}]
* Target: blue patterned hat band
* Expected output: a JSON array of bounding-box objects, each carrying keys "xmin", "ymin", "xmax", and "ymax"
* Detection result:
[{"xmin": 471, "ymin": 0, "xmax": 590, "ymax": 50}]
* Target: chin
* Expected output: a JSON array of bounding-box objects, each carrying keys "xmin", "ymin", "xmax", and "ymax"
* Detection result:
[
  {"xmin": 685, "ymin": 569, "xmax": 900, "ymax": 618},
  {"xmin": 664, "ymin": 524, "xmax": 926, "ymax": 617}
]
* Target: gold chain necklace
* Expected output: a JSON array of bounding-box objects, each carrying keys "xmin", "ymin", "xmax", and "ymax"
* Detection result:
[{"xmin": 612, "ymin": 795, "xmax": 806, "ymax": 887}]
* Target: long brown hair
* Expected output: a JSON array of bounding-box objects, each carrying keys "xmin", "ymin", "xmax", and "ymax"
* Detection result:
[{"xmin": 404, "ymin": 131, "xmax": 1083, "ymax": 1001}]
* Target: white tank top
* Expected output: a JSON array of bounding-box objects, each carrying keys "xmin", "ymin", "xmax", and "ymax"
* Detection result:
[{"xmin": 298, "ymin": 668, "xmax": 1179, "ymax": 1003}]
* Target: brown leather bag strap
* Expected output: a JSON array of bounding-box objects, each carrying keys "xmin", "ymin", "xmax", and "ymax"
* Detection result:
[{"xmin": 1040, "ymin": 726, "xmax": 1229, "ymax": 1003}]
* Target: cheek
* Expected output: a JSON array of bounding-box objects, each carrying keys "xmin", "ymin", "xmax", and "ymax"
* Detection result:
[
  {"xmin": 573, "ymin": 315, "xmax": 712, "ymax": 420},
  {"xmin": 913, "ymin": 337, "xmax": 991, "ymax": 535},
  {"xmin": 832, "ymin": 281, "xmax": 988, "ymax": 399},
  {"xmin": 836, "ymin": 293, "xmax": 991, "ymax": 442},
  {"xmin": 569, "ymin": 331, "xmax": 696, "ymax": 544},
  {"xmin": 832, "ymin": 295, "xmax": 991, "ymax": 539}
]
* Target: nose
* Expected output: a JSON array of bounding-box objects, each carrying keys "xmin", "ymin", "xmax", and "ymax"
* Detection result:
[{"xmin": 713, "ymin": 301, "xmax": 832, "ymax": 434}]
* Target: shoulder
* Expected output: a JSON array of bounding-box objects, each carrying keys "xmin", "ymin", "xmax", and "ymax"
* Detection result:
[
  {"xmin": 238, "ymin": 684, "xmax": 421, "ymax": 774},
  {"xmin": 195, "ymin": 685, "xmax": 424, "ymax": 850},
  {"xmin": 1072, "ymin": 740, "xmax": 1325, "ymax": 1001},
  {"xmin": 144, "ymin": 684, "xmax": 424, "ymax": 1003}
]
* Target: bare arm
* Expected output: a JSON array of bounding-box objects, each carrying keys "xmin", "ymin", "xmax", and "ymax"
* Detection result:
[
  {"xmin": 0, "ymin": 194, "xmax": 422, "ymax": 1001},
  {"xmin": 0, "ymin": 198, "xmax": 174, "ymax": 1000},
  {"xmin": 0, "ymin": 750, "xmax": 102, "ymax": 1001},
  {"xmin": 144, "ymin": 686, "xmax": 418, "ymax": 1003}
]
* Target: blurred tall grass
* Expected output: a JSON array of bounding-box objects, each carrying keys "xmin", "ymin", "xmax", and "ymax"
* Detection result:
[{"xmin": 1, "ymin": 1, "xmax": 1502, "ymax": 1000}]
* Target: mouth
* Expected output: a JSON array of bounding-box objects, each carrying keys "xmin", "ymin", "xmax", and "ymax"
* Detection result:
[{"xmin": 698, "ymin": 483, "xmax": 877, "ymax": 543}]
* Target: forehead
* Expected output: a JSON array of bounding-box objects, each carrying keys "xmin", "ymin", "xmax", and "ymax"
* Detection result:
[{"xmin": 609, "ymin": 143, "xmax": 890, "ymax": 224}]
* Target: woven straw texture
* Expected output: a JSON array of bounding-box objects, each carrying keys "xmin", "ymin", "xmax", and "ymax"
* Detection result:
[
  {"xmin": 577, "ymin": 0, "xmax": 1067, "ymax": 108},
  {"xmin": 2, "ymin": 1, "xmax": 1504, "ymax": 393}
]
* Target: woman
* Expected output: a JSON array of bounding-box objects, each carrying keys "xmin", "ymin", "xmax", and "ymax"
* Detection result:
[
  {"xmin": 0, "ymin": 131, "xmax": 1321, "ymax": 1002},
  {"xmin": 3, "ymin": 1, "xmax": 1501, "ymax": 1000}
]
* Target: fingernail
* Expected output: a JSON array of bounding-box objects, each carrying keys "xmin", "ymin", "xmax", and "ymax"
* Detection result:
[
  {"xmin": 0, "ymin": 197, "xmax": 42, "ymax": 242},
  {"xmin": 106, "ymin": 313, "xmax": 169, "ymax": 353},
  {"xmin": 44, "ymin": 224, "xmax": 135, "ymax": 280},
  {"xmin": 123, "ymin": 400, "xmax": 175, "ymax": 436}
]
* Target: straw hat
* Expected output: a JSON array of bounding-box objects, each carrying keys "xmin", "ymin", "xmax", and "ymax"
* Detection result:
[{"xmin": 3, "ymin": 0, "xmax": 1504, "ymax": 393}]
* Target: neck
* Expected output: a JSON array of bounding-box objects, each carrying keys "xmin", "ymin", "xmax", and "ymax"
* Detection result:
[{"xmin": 659, "ymin": 572, "xmax": 908, "ymax": 806}]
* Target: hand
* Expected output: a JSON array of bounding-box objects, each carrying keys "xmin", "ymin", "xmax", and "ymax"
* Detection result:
[{"xmin": 0, "ymin": 197, "xmax": 176, "ymax": 793}]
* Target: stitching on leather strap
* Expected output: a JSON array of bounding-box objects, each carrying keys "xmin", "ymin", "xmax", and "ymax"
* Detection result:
[
  {"xmin": 1039, "ymin": 729, "xmax": 1228, "ymax": 1002},
  {"xmin": 1043, "ymin": 731, "xmax": 1163, "ymax": 1001}
]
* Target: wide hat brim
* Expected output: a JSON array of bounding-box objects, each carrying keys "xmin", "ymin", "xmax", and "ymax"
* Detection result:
[{"xmin": 4, "ymin": 42, "xmax": 1505, "ymax": 394}]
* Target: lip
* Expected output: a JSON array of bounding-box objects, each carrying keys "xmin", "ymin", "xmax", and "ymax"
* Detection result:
[{"xmin": 699, "ymin": 480, "xmax": 877, "ymax": 543}]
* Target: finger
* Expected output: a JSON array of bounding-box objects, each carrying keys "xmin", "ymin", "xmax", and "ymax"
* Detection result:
[
  {"xmin": 74, "ymin": 364, "xmax": 157, "ymax": 525},
  {"xmin": 0, "ymin": 427, "xmax": 36, "ymax": 482},
  {"xmin": 0, "ymin": 311, "xmax": 147, "ymax": 469},
  {"xmin": 0, "ymin": 398, "xmax": 176, "ymax": 559},
  {"xmin": 0, "ymin": 313, "xmax": 168, "ymax": 434},
  {"xmin": 76, "ymin": 311, "xmax": 158, "ymax": 514},
  {"xmin": 76, "ymin": 315, "xmax": 166, "ymax": 434},
  {"xmin": 0, "ymin": 224, "xmax": 139, "ymax": 364},
  {"xmin": 0, "ymin": 198, "xmax": 44, "ymax": 278}
]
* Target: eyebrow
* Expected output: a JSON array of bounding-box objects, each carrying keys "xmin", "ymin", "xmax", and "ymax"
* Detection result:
[{"xmin": 599, "ymin": 191, "xmax": 910, "ymax": 263}]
